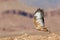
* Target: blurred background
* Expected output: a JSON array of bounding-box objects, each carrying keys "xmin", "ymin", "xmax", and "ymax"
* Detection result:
[{"xmin": 0, "ymin": 0, "xmax": 60, "ymax": 37}]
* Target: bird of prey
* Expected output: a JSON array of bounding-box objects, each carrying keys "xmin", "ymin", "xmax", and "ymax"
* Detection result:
[{"xmin": 34, "ymin": 8, "xmax": 50, "ymax": 33}]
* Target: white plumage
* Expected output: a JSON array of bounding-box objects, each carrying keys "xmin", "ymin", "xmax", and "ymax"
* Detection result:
[
  {"xmin": 34, "ymin": 12, "xmax": 44, "ymax": 27},
  {"xmin": 34, "ymin": 8, "xmax": 50, "ymax": 33}
]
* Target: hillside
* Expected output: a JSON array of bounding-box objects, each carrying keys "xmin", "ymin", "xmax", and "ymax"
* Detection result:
[
  {"xmin": 0, "ymin": 0, "xmax": 60, "ymax": 38},
  {"xmin": 0, "ymin": 0, "xmax": 37, "ymax": 36}
]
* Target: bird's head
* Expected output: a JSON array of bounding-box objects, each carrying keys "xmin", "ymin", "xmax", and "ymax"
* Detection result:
[{"xmin": 36, "ymin": 27, "xmax": 50, "ymax": 33}]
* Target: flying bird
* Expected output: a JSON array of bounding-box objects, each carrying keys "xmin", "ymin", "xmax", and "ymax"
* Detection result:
[{"xmin": 34, "ymin": 8, "xmax": 50, "ymax": 33}]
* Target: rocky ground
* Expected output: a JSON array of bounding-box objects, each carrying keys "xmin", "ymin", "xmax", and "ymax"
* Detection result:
[
  {"xmin": 0, "ymin": 0, "xmax": 60, "ymax": 40},
  {"xmin": 0, "ymin": 33, "xmax": 60, "ymax": 40}
]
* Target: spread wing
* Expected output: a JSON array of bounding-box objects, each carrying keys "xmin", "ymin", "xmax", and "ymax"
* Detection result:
[
  {"xmin": 33, "ymin": 8, "xmax": 50, "ymax": 33},
  {"xmin": 34, "ymin": 8, "xmax": 45, "ymax": 26},
  {"xmin": 34, "ymin": 8, "xmax": 45, "ymax": 28}
]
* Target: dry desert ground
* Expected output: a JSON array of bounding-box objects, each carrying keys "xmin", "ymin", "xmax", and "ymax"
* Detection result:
[{"xmin": 0, "ymin": 0, "xmax": 60, "ymax": 40}]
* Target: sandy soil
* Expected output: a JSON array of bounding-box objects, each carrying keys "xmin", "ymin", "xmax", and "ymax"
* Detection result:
[
  {"xmin": 0, "ymin": 33, "xmax": 60, "ymax": 40},
  {"xmin": 0, "ymin": 0, "xmax": 60, "ymax": 40}
]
